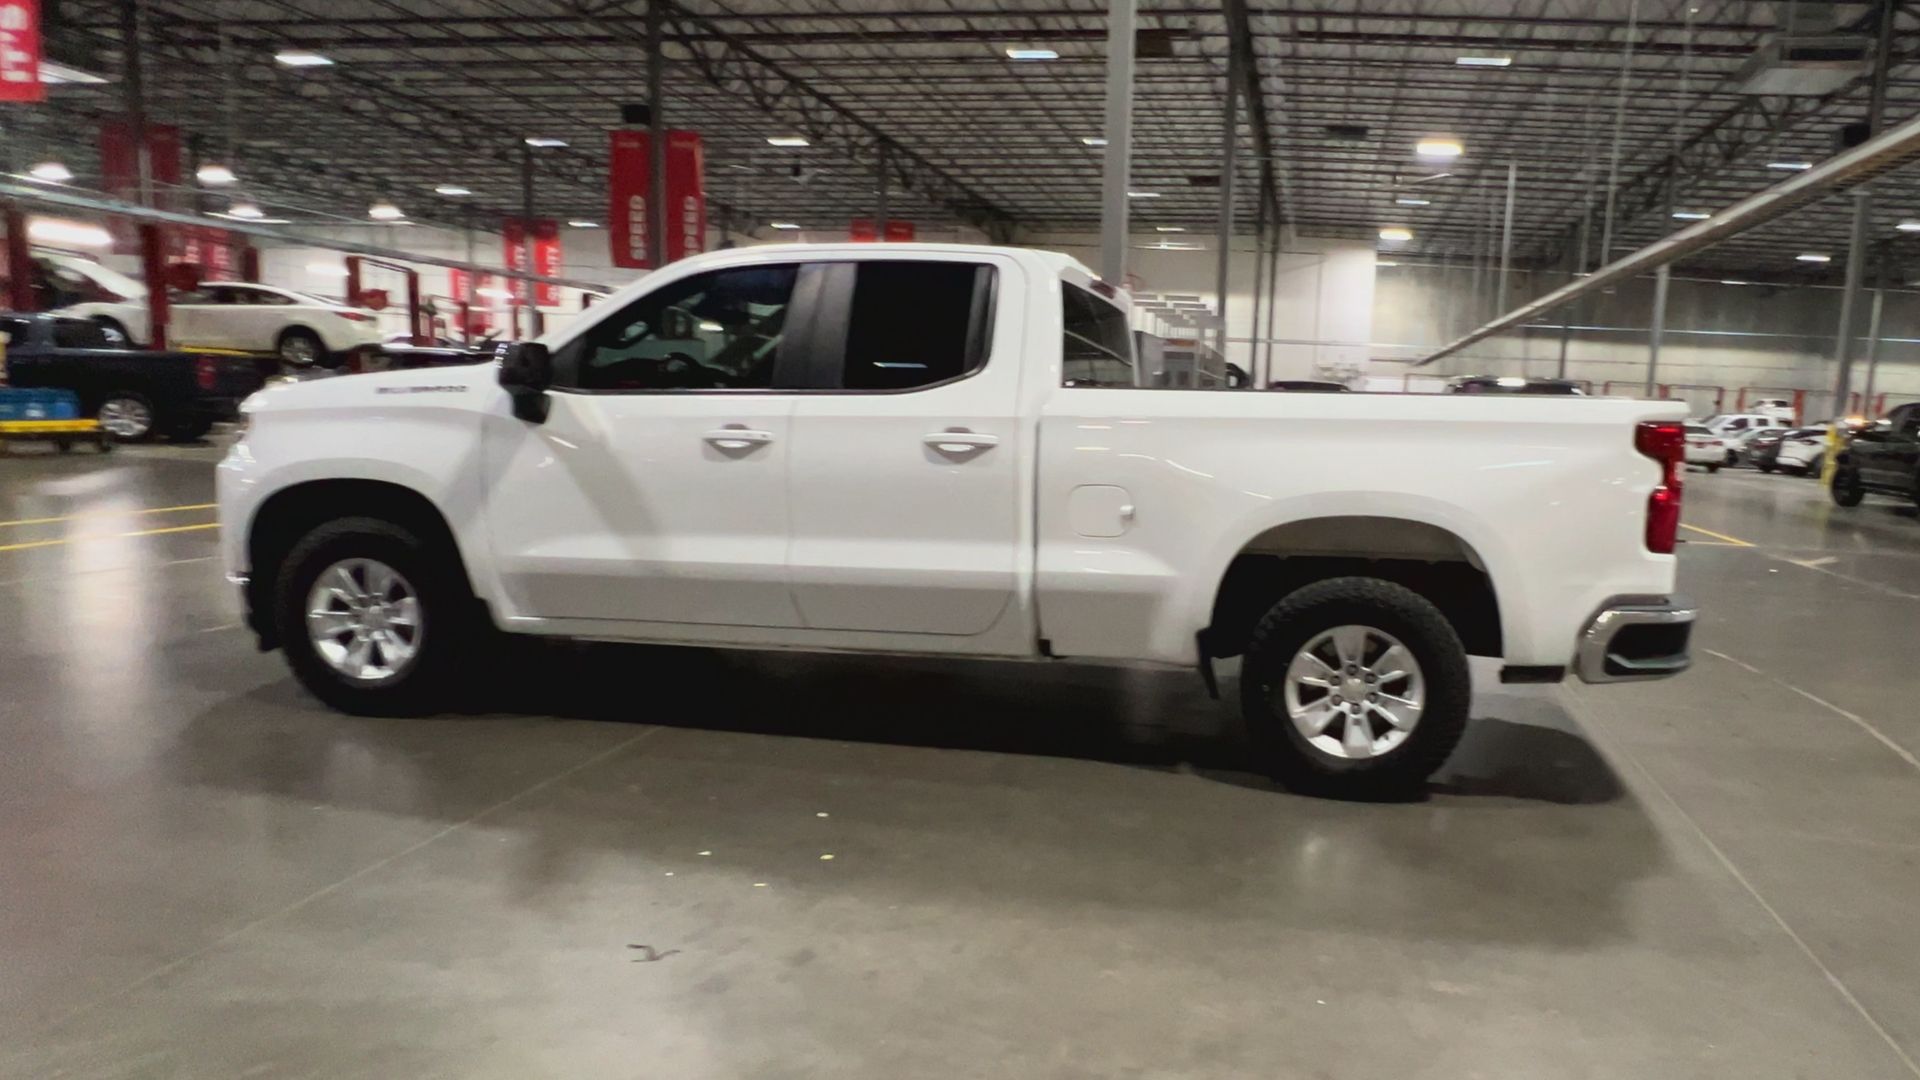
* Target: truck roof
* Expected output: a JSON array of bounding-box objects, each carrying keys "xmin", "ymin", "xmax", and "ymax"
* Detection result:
[{"xmin": 647, "ymin": 241, "xmax": 1096, "ymax": 282}]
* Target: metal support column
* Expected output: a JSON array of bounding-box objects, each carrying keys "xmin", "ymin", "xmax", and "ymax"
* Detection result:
[
  {"xmin": 1497, "ymin": 161, "xmax": 1516, "ymax": 314},
  {"xmin": 1861, "ymin": 279, "xmax": 1888, "ymax": 412},
  {"xmin": 1599, "ymin": 0, "xmax": 1638, "ymax": 266},
  {"xmin": 3, "ymin": 203, "xmax": 33, "ymax": 311},
  {"xmin": 138, "ymin": 223, "xmax": 169, "ymax": 351},
  {"xmin": 647, "ymin": 0, "xmax": 668, "ymax": 268},
  {"xmin": 1098, "ymin": 0, "xmax": 1137, "ymax": 284},
  {"xmin": 1262, "ymin": 203, "xmax": 1280, "ymax": 382},
  {"xmin": 1214, "ymin": 44, "xmax": 1240, "ymax": 362},
  {"xmin": 875, "ymin": 143, "xmax": 889, "ymax": 238},
  {"xmin": 1248, "ymin": 195, "xmax": 1268, "ymax": 387},
  {"xmin": 521, "ymin": 146, "xmax": 543, "ymax": 337},
  {"xmin": 121, "ymin": 0, "xmax": 152, "ymax": 207},
  {"xmin": 1831, "ymin": 0, "xmax": 1896, "ymax": 422},
  {"xmin": 1646, "ymin": 264, "xmax": 1669, "ymax": 397}
]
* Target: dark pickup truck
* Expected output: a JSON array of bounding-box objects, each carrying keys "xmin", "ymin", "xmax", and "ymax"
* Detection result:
[
  {"xmin": 1833, "ymin": 403, "xmax": 1920, "ymax": 508},
  {"xmin": 0, "ymin": 312, "xmax": 266, "ymax": 441}
]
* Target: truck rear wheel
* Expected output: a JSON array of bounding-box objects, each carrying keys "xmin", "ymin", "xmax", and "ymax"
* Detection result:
[
  {"xmin": 274, "ymin": 516, "xmax": 472, "ymax": 715},
  {"xmin": 1239, "ymin": 577, "xmax": 1471, "ymax": 798}
]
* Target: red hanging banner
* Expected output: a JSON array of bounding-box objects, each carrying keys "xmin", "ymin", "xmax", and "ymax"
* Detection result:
[
  {"xmin": 501, "ymin": 217, "xmax": 528, "ymax": 302},
  {"xmin": 608, "ymin": 129, "xmax": 706, "ymax": 269},
  {"xmin": 0, "ymin": 0, "xmax": 44, "ymax": 103},
  {"xmin": 172, "ymin": 225, "xmax": 236, "ymax": 280},
  {"xmin": 849, "ymin": 219, "xmax": 877, "ymax": 242},
  {"xmin": 883, "ymin": 220, "xmax": 916, "ymax": 243}
]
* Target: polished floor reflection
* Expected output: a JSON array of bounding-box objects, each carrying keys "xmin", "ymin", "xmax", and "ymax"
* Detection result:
[{"xmin": 5, "ymin": 445, "xmax": 1920, "ymax": 1078}]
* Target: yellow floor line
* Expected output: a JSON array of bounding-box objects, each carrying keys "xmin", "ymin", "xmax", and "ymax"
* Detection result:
[
  {"xmin": 0, "ymin": 503, "xmax": 217, "ymax": 530},
  {"xmin": 1680, "ymin": 522, "xmax": 1755, "ymax": 547},
  {"xmin": 0, "ymin": 522, "xmax": 219, "ymax": 553}
]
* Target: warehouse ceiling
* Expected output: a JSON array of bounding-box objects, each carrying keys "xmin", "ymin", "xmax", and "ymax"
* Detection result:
[{"xmin": 7, "ymin": 0, "xmax": 1920, "ymax": 278}]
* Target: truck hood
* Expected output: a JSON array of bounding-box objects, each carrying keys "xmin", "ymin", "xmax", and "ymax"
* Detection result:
[{"xmin": 242, "ymin": 364, "xmax": 496, "ymax": 415}]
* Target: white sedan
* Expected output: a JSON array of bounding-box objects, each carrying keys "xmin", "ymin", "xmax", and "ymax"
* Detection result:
[
  {"xmin": 1773, "ymin": 426, "xmax": 1834, "ymax": 475},
  {"xmin": 40, "ymin": 254, "xmax": 381, "ymax": 366},
  {"xmin": 1683, "ymin": 423, "xmax": 1728, "ymax": 472}
]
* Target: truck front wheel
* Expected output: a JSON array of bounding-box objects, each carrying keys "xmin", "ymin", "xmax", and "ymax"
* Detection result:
[
  {"xmin": 274, "ymin": 516, "xmax": 472, "ymax": 715},
  {"xmin": 1239, "ymin": 577, "xmax": 1471, "ymax": 798}
]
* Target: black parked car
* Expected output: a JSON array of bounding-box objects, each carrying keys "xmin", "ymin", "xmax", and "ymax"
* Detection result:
[
  {"xmin": 1832, "ymin": 403, "xmax": 1920, "ymax": 508},
  {"xmin": 0, "ymin": 312, "xmax": 265, "ymax": 441},
  {"xmin": 1447, "ymin": 375, "xmax": 1587, "ymax": 395}
]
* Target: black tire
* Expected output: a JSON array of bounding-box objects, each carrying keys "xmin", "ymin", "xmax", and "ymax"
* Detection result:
[
  {"xmin": 277, "ymin": 327, "xmax": 328, "ymax": 368},
  {"xmin": 163, "ymin": 418, "xmax": 215, "ymax": 443},
  {"xmin": 91, "ymin": 316, "xmax": 131, "ymax": 345},
  {"xmin": 1758, "ymin": 461, "xmax": 1776, "ymax": 473},
  {"xmin": 1706, "ymin": 463, "xmax": 1721, "ymax": 473},
  {"xmin": 274, "ymin": 516, "xmax": 473, "ymax": 716},
  {"xmin": 1831, "ymin": 467, "xmax": 1865, "ymax": 507},
  {"xmin": 95, "ymin": 391, "xmax": 156, "ymax": 442},
  {"xmin": 1239, "ymin": 577, "xmax": 1471, "ymax": 798}
]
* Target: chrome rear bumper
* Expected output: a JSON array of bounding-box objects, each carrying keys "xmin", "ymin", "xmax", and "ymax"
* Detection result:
[{"xmin": 1576, "ymin": 596, "xmax": 1696, "ymax": 683}]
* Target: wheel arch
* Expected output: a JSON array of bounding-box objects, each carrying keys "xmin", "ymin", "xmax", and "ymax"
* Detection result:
[
  {"xmin": 1201, "ymin": 511, "xmax": 1507, "ymax": 661},
  {"xmin": 244, "ymin": 478, "xmax": 474, "ymax": 649}
]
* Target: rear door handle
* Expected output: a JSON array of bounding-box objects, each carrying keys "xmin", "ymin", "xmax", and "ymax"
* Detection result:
[
  {"xmin": 923, "ymin": 430, "xmax": 999, "ymax": 454},
  {"xmin": 703, "ymin": 428, "xmax": 775, "ymax": 450}
]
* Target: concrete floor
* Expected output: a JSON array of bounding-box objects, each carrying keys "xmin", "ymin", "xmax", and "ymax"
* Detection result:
[{"xmin": 5, "ymin": 442, "xmax": 1920, "ymax": 1079}]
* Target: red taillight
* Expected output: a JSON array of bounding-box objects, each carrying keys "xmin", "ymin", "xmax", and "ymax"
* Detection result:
[
  {"xmin": 339, "ymin": 311, "xmax": 373, "ymax": 323},
  {"xmin": 194, "ymin": 355, "xmax": 217, "ymax": 391},
  {"xmin": 1636, "ymin": 420, "xmax": 1685, "ymax": 554}
]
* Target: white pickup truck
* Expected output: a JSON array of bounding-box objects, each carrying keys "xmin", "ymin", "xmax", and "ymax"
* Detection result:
[{"xmin": 218, "ymin": 243, "xmax": 1695, "ymax": 797}]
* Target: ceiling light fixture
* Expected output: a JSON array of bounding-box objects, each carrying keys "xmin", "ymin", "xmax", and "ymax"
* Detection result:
[
  {"xmin": 1671, "ymin": 210, "xmax": 1710, "ymax": 221},
  {"xmin": 766, "ymin": 135, "xmax": 811, "ymax": 147},
  {"xmin": 1796, "ymin": 253, "xmax": 1831, "ymax": 263},
  {"xmin": 1378, "ymin": 226, "xmax": 1413, "ymax": 242},
  {"xmin": 27, "ymin": 161, "xmax": 74, "ymax": 183},
  {"xmin": 1455, "ymin": 56, "xmax": 1512, "ymax": 67},
  {"xmin": 274, "ymin": 50, "xmax": 333, "ymax": 67},
  {"xmin": 1898, "ymin": 221, "xmax": 1920, "ymax": 232},
  {"xmin": 524, "ymin": 136, "xmax": 568, "ymax": 148},
  {"xmin": 1395, "ymin": 197, "xmax": 1431, "ymax": 206},
  {"xmin": 1155, "ymin": 226, "xmax": 1186, "ymax": 232},
  {"xmin": 1127, "ymin": 190, "xmax": 1161, "ymax": 198},
  {"xmin": 212, "ymin": 211, "xmax": 290, "ymax": 224},
  {"xmin": 196, "ymin": 163, "xmax": 238, "ymax": 186},
  {"xmin": 435, "ymin": 184, "xmax": 473, "ymax": 196},
  {"xmin": 1377, "ymin": 260, "xmax": 1401, "ymax": 267},
  {"xmin": 1005, "ymin": 47, "xmax": 1059, "ymax": 60},
  {"xmin": 1415, "ymin": 138, "xmax": 1463, "ymax": 159},
  {"xmin": 26, "ymin": 217, "xmax": 113, "ymax": 249},
  {"xmin": 1719, "ymin": 279, "xmax": 1749, "ymax": 286},
  {"xmin": 1766, "ymin": 161, "xmax": 1813, "ymax": 171},
  {"xmin": 1081, "ymin": 136, "xmax": 1108, "ymax": 147},
  {"xmin": 567, "ymin": 219, "xmax": 600, "ymax": 228},
  {"xmin": 368, "ymin": 200, "xmax": 405, "ymax": 221},
  {"xmin": 38, "ymin": 60, "xmax": 110, "ymax": 84},
  {"xmin": 769, "ymin": 221, "xmax": 802, "ymax": 230},
  {"xmin": 226, "ymin": 201, "xmax": 265, "ymax": 219}
]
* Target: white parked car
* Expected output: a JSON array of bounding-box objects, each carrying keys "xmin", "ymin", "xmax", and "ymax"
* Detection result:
[
  {"xmin": 1683, "ymin": 423, "xmax": 1727, "ymax": 472},
  {"xmin": 1768, "ymin": 426, "xmax": 1833, "ymax": 475},
  {"xmin": 218, "ymin": 243, "xmax": 1695, "ymax": 798},
  {"xmin": 40, "ymin": 254, "xmax": 381, "ymax": 366},
  {"xmin": 1698, "ymin": 412, "xmax": 1794, "ymax": 464}
]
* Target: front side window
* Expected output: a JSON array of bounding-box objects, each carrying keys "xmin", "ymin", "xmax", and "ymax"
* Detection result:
[
  {"xmin": 838, "ymin": 262, "xmax": 992, "ymax": 390},
  {"xmin": 567, "ymin": 264, "xmax": 799, "ymax": 390},
  {"xmin": 51, "ymin": 319, "xmax": 112, "ymax": 349},
  {"xmin": 1061, "ymin": 283, "xmax": 1135, "ymax": 387}
]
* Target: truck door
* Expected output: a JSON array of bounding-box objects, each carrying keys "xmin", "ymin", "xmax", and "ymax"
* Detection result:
[
  {"xmin": 482, "ymin": 261, "xmax": 815, "ymax": 629},
  {"xmin": 784, "ymin": 257, "xmax": 1025, "ymax": 638},
  {"xmin": 1877, "ymin": 405, "xmax": 1920, "ymax": 488}
]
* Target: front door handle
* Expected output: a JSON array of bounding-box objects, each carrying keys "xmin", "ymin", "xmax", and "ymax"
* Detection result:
[
  {"xmin": 924, "ymin": 430, "xmax": 999, "ymax": 455},
  {"xmin": 703, "ymin": 428, "xmax": 775, "ymax": 450}
]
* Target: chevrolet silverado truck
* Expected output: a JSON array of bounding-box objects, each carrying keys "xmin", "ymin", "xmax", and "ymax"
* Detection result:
[{"xmin": 217, "ymin": 244, "xmax": 1695, "ymax": 797}]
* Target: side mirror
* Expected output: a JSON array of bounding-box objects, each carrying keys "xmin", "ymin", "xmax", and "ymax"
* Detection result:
[{"xmin": 498, "ymin": 341, "xmax": 553, "ymax": 423}]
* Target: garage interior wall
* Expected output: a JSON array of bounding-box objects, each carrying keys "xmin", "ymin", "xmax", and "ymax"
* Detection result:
[{"xmin": 1376, "ymin": 263, "xmax": 1920, "ymax": 415}]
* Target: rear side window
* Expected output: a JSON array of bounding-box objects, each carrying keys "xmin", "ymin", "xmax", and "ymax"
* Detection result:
[
  {"xmin": 51, "ymin": 319, "xmax": 111, "ymax": 349},
  {"xmin": 839, "ymin": 262, "xmax": 993, "ymax": 390},
  {"xmin": 1061, "ymin": 283, "xmax": 1135, "ymax": 387}
]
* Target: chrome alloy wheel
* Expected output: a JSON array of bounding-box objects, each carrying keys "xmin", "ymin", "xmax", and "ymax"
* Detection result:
[
  {"xmin": 305, "ymin": 558, "xmax": 424, "ymax": 682},
  {"xmin": 1280, "ymin": 625, "xmax": 1425, "ymax": 759},
  {"xmin": 97, "ymin": 397, "xmax": 153, "ymax": 439}
]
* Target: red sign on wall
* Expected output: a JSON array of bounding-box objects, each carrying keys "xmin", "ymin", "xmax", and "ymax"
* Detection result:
[
  {"xmin": 608, "ymin": 129, "xmax": 706, "ymax": 269},
  {"xmin": 503, "ymin": 218, "xmax": 561, "ymax": 307},
  {"xmin": 0, "ymin": 0, "xmax": 44, "ymax": 103},
  {"xmin": 849, "ymin": 219, "xmax": 877, "ymax": 243},
  {"xmin": 883, "ymin": 220, "xmax": 916, "ymax": 243}
]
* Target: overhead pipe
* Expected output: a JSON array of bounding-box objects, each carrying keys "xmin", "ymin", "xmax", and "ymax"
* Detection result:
[{"xmin": 1416, "ymin": 104, "xmax": 1920, "ymax": 366}]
